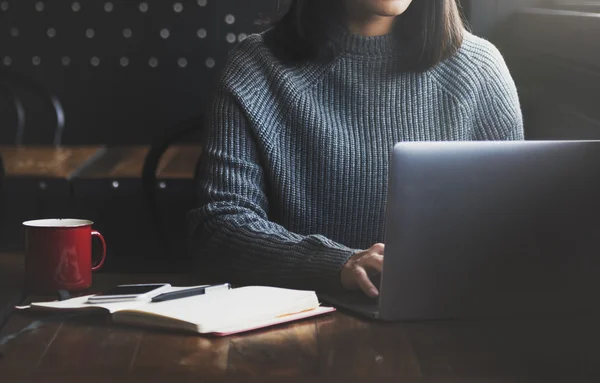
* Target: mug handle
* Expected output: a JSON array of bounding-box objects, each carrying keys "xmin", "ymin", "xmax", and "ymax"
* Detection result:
[{"xmin": 91, "ymin": 230, "xmax": 107, "ymax": 271}]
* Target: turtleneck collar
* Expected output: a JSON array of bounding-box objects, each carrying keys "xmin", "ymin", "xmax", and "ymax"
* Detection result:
[{"xmin": 340, "ymin": 32, "xmax": 398, "ymax": 57}]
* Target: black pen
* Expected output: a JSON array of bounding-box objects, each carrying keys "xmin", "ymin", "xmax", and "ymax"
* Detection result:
[{"xmin": 151, "ymin": 283, "xmax": 231, "ymax": 302}]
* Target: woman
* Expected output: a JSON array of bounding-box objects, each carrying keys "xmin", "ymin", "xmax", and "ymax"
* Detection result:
[{"xmin": 188, "ymin": 0, "xmax": 524, "ymax": 297}]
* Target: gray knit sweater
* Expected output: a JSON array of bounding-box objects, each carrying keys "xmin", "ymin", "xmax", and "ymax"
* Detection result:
[{"xmin": 187, "ymin": 30, "xmax": 524, "ymax": 292}]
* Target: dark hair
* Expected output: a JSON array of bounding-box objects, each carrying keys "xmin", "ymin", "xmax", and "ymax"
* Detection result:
[{"xmin": 266, "ymin": 0, "xmax": 465, "ymax": 72}]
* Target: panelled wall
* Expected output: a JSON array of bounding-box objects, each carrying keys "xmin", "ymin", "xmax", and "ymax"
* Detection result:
[
  {"xmin": 0, "ymin": 0, "xmax": 278, "ymax": 146},
  {"xmin": 469, "ymin": 0, "xmax": 543, "ymax": 37},
  {"xmin": 493, "ymin": 0, "xmax": 600, "ymax": 140}
]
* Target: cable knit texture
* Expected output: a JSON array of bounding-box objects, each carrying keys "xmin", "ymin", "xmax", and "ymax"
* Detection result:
[{"xmin": 187, "ymin": 30, "xmax": 524, "ymax": 292}]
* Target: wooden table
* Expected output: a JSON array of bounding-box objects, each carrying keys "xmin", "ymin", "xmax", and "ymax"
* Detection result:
[
  {"xmin": 1, "ymin": 253, "xmax": 599, "ymax": 382},
  {"xmin": 0, "ymin": 146, "xmax": 105, "ymax": 180},
  {"xmin": 69, "ymin": 145, "xmax": 201, "ymax": 181},
  {"xmin": 156, "ymin": 145, "xmax": 203, "ymax": 181},
  {"xmin": 0, "ymin": 253, "xmax": 24, "ymax": 329},
  {"xmin": 0, "ymin": 146, "xmax": 106, "ymax": 252}
]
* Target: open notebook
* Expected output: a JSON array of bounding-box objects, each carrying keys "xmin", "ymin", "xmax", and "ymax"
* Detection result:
[{"xmin": 18, "ymin": 285, "xmax": 335, "ymax": 336}]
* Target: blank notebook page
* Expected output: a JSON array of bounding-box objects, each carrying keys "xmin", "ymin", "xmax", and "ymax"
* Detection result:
[{"xmin": 118, "ymin": 286, "xmax": 320, "ymax": 333}]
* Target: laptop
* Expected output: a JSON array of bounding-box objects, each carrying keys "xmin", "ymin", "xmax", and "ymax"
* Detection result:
[{"xmin": 319, "ymin": 140, "xmax": 600, "ymax": 320}]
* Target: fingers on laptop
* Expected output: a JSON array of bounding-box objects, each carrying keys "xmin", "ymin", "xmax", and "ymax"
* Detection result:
[
  {"xmin": 370, "ymin": 243, "xmax": 385, "ymax": 254},
  {"xmin": 358, "ymin": 251, "xmax": 383, "ymax": 297},
  {"xmin": 354, "ymin": 267, "xmax": 379, "ymax": 297},
  {"xmin": 361, "ymin": 252, "xmax": 383, "ymax": 273},
  {"xmin": 341, "ymin": 243, "xmax": 385, "ymax": 296},
  {"xmin": 342, "ymin": 243, "xmax": 384, "ymax": 297}
]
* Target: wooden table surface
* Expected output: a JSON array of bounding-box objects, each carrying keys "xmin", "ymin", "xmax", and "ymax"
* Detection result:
[
  {"xmin": 0, "ymin": 145, "xmax": 202, "ymax": 180},
  {"xmin": 0, "ymin": 146, "xmax": 105, "ymax": 179},
  {"xmin": 74, "ymin": 145, "xmax": 202, "ymax": 180},
  {"xmin": 157, "ymin": 145, "xmax": 202, "ymax": 180},
  {"xmin": 1, "ymin": 252, "xmax": 599, "ymax": 383},
  {"xmin": 0, "ymin": 253, "xmax": 24, "ymax": 329}
]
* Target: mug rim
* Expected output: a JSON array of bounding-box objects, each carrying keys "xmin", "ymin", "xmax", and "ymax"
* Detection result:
[{"xmin": 23, "ymin": 218, "xmax": 94, "ymax": 228}]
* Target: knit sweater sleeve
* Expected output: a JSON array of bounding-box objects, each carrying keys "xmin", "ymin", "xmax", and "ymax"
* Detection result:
[
  {"xmin": 187, "ymin": 86, "xmax": 357, "ymax": 292},
  {"xmin": 472, "ymin": 42, "xmax": 525, "ymax": 141}
]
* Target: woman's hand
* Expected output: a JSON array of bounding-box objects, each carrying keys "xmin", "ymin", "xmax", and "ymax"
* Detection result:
[{"xmin": 340, "ymin": 243, "xmax": 384, "ymax": 297}]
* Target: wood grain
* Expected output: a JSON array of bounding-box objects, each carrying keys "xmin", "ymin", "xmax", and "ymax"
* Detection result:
[
  {"xmin": 74, "ymin": 145, "xmax": 202, "ymax": 180},
  {"xmin": 131, "ymin": 329, "xmax": 230, "ymax": 377},
  {"xmin": 227, "ymin": 319, "xmax": 319, "ymax": 378},
  {"xmin": 316, "ymin": 312, "xmax": 421, "ymax": 379},
  {"xmin": 0, "ymin": 253, "xmax": 25, "ymax": 329},
  {"xmin": 0, "ymin": 146, "xmax": 104, "ymax": 179},
  {"xmin": 157, "ymin": 146, "xmax": 202, "ymax": 179},
  {"xmin": 2, "ymin": 265, "xmax": 600, "ymax": 382},
  {"xmin": 75, "ymin": 147, "xmax": 150, "ymax": 179},
  {"xmin": 0, "ymin": 312, "xmax": 65, "ymax": 380},
  {"xmin": 33, "ymin": 316, "xmax": 144, "ymax": 376}
]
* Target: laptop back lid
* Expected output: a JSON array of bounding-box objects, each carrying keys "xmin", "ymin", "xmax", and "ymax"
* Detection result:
[{"xmin": 379, "ymin": 141, "xmax": 600, "ymax": 321}]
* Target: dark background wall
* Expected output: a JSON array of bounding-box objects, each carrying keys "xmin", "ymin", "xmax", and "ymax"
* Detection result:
[
  {"xmin": 0, "ymin": 0, "xmax": 278, "ymax": 146},
  {"xmin": 468, "ymin": 0, "xmax": 542, "ymax": 37},
  {"xmin": 0, "ymin": 1, "xmax": 480, "ymax": 148},
  {"xmin": 491, "ymin": 0, "xmax": 600, "ymax": 141},
  {"xmin": 3, "ymin": 0, "xmax": 596, "ymax": 147}
]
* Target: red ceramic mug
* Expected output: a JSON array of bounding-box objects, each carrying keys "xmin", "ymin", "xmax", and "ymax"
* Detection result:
[{"xmin": 23, "ymin": 219, "xmax": 107, "ymax": 293}]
